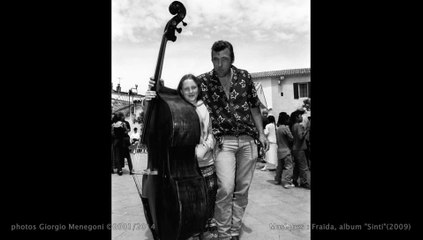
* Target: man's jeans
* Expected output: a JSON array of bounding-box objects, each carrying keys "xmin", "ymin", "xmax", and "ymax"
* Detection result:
[{"xmin": 214, "ymin": 135, "xmax": 258, "ymax": 239}]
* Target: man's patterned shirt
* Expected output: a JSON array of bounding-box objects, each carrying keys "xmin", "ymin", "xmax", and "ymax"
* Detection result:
[{"xmin": 197, "ymin": 66, "xmax": 261, "ymax": 140}]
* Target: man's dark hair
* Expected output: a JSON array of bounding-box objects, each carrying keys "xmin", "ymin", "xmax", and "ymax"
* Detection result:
[{"xmin": 211, "ymin": 40, "xmax": 235, "ymax": 63}]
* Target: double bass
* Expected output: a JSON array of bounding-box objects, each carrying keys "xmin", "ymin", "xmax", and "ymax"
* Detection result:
[{"xmin": 135, "ymin": 2, "xmax": 208, "ymax": 239}]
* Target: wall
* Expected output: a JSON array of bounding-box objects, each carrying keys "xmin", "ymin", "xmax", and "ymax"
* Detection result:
[
  {"xmin": 253, "ymin": 73, "xmax": 310, "ymax": 117},
  {"xmin": 275, "ymin": 75, "xmax": 310, "ymax": 115},
  {"xmin": 259, "ymin": 78, "xmax": 273, "ymax": 110}
]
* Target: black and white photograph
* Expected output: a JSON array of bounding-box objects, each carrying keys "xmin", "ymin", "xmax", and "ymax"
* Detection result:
[
  {"xmin": 5, "ymin": 1, "xmax": 418, "ymax": 239},
  {"xmin": 112, "ymin": 0, "xmax": 310, "ymax": 239}
]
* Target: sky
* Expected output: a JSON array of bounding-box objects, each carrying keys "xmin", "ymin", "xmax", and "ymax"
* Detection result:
[{"xmin": 112, "ymin": 0, "xmax": 310, "ymax": 94}]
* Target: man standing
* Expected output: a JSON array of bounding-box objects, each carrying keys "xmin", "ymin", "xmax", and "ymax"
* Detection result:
[
  {"xmin": 198, "ymin": 40, "xmax": 269, "ymax": 240},
  {"xmin": 117, "ymin": 112, "xmax": 134, "ymax": 175}
]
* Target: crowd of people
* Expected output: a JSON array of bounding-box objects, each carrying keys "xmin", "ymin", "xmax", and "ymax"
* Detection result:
[
  {"xmin": 261, "ymin": 106, "xmax": 311, "ymax": 189},
  {"xmin": 111, "ymin": 112, "xmax": 135, "ymax": 175},
  {"xmin": 111, "ymin": 109, "xmax": 149, "ymax": 175},
  {"xmin": 114, "ymin": 40, "xmax": 311, "ymax": 240}
]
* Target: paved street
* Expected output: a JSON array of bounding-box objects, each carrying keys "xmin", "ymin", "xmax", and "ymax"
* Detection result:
[{"xmin": 112, "ymin": 152, "xmax": 310, "ymax": 240}]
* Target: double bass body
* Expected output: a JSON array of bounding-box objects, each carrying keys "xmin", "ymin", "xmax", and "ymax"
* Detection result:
[
  {"xmin": 142, "ymin": 87, "xmax": 208, "ymax": 240},
  {"xmin": 139, "ymin": 2, "xmax": 208, "ymax": 239}
]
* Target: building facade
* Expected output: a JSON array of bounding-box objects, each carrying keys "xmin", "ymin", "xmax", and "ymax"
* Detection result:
[
  {"xmin": 251, "ymin": 68, "xmax": 310, "ymax": 116},
  {"xmin": 112, "ymin": 84, "xmax": 145, "ymax": 133}
]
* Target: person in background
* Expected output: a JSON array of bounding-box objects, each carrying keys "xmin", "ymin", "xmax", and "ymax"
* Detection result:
[
  {"xmin": 112, "ymin": 113, "xmax": 125, "ymax": 175},
  {"xmin": 289, "ymin": 109, "xmax": 310, "ymax": 189},
  {"xmin": 261, "ymin": 109, "xmax": 269, "ymax": 130},
  {"xmin": 274, "ymin": 112, "xmax": 294, "ymax": 188},
  {"xmin": 130, "ymin": 127, "xmax": 140, "ymax": 144},
  {"xmin": 300, "ymin": 98, "xmax": 311, "ymax": 128},
  {"xmin": 303, "ymin": 99, "xmax": 311, "ymax": 170},
  {"xmin": 117, "ymin": 112, "xmax": 134, "ymax": 175},
  {"xmin": 111, "ymin": 113, "xmax": 119, "ymax": 174},
  {"xmin": 305, "ymin": 116, "xmax": 311, "ymax": 170},
  {"xmin": 130, "ymin": 127, "xmax": 140, "ymax": 153},
  {"xmin": 257, "ymin": 109, "xmax": 269, "ymax": 163},
  {"xmin": 260, "ymin": 115, "xmax": 277, "ymax": 171},
  {"xmin": 140, "ymin": 123, "xmax": 147, "ymax": 153}
]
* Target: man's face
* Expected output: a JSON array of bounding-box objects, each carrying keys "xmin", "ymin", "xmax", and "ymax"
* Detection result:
[{"xmin": 212, "ymin": 48, "xmax": 232, "ymax": 78}]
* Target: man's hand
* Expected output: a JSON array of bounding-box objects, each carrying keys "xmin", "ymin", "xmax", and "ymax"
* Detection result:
[
  {"xmin": 249, "ymin": 107, "xmax": 269, "ymax": 151},
  {"xmin": 259, "ymin": 133, "xmax": 269, "ymax": 152}
]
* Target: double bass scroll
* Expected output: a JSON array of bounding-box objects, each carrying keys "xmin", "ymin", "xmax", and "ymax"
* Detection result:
[{"xmin": 141, "ymin": 1, "xmax": 187, "ymax": 143}]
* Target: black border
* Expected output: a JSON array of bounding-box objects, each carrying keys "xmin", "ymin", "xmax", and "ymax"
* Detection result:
[
  {"xmin": 5, "ymin": 0, "xmax": 112, "ymax": 238},
  {"xmin": 311, "ymin": 1, "xmax": 417, "ymax": 238},
  {"xmin": 5, "ymin": 0, "xmax": 418, "ymax": 239}
]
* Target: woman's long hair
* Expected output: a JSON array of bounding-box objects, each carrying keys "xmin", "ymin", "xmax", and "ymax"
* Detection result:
[
  {"xmin": 277, "ymin": 112, "xmax": 289, "ymax": 127},
  {"xmin": 267, "ymin": 115, "xmax": 276, "ymax": 125},
  {"xmin": 176, "ymin": 73, "xmax": 203, "ymax": 103}
]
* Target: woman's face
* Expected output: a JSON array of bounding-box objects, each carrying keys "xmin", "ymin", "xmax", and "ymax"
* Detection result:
[{"xmin": 180, "ymin": 79, "xmax": 198, "ymax": 104}]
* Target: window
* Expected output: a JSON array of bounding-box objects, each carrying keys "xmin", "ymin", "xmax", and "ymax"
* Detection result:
[
  {"xmin": 293, "ymin": 82, "xmax": 311, "ymax": 99},
  {"xmin": 299, "ymin": 83, "xmax": 308, "ymax": 98}
]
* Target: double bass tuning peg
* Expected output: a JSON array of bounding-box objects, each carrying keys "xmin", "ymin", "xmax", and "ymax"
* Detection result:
[{"xmin": 176, "ymin": 20, "xmax": 187, "ymax": 33}]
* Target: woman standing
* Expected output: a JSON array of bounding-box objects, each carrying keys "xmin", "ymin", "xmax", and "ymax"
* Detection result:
[
  {"xmin": 274, "ymin": 112, "xmax": 294, "ymax": 188},
  {"xmin": 261, "ymin": 115, "xmax": 278, "ymax": 171},
  {"xmin": 290, "ymin": 110, "xmax": 311, "ymax": 189}
]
